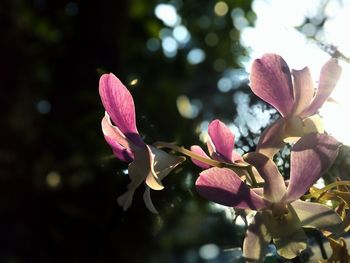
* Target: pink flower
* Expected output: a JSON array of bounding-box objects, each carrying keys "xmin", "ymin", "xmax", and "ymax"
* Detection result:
[
  {"xmin": 99, "ymin": 73, "xmax": 185, "ymax": 213},
  {"xmin": 250, "ymin": 54, "xmax": 342, "ymax": 157},
  {"xmin": 190, "ymin": 119, "xmax": 243, "ymax": 169},
  {"xmin": 195, "ymin": 133, "xmax": 341, "ymax": 261}
]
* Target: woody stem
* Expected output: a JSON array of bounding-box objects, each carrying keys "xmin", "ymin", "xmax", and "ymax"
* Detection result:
[{"xmin": 153, "ymin": 141, "xmax": 225, "ymax": 167}]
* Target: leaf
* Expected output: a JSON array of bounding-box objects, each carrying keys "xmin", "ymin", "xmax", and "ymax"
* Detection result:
[{"xmin": 318, "ymin": 237, "xmax": 350, "ymax": 263}]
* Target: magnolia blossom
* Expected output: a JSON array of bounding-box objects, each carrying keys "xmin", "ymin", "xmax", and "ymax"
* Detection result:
[
  {"xmin": 196, "ymin": 133, "xmax": 341, "ymax": 261},
  {"xmin": 99, "ymin": 73, "xmax": 185, "ymax": 213},
  {"xmin": 190, "ymin": 119, "xmax": 243, "ymax": 168},
  {"xmin": 250, "ymin": 53, "xmax": 342, "ymax": 157}
]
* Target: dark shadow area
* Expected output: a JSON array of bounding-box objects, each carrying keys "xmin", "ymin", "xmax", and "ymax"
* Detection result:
[{"xmin": 0, "ymin": 0, "xmax": 253, "ymax": 262}]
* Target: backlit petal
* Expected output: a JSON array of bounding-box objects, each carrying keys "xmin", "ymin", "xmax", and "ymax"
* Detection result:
[
  {"xmin": 101, "ymin": 113, "xmax": 134, "ymax": 162},
  {"xmin": 302, "ymin": 114, "xmax": 325, "ymax": 134},
  {"xmin": 283, "ymin": 116, "xmax": 304, "ymax": 143},
  {"xmin": 208, "ymin": 119, "xmax": 236, "ymax": 162},
  {"xmin": 252, "ymin": 188, "xmax": 264, "ymax": 196},
  {"xmin": 190, "ymin": 145, "xmax": 211, "ymax": 169},
  {"xmin": 120, "ymin": 146, "xmax": 184, "ymax": 212},
  {"xmin": 291, "ymin": 67, "xmax": 315, "ymax": 116},
  {"xmin": 127, "ymin": 146, "xmax": 164, "ymax": 192},
  {"xmin": 243, "ymin": 213, "xmax": 271, "ymax": 263},
  {"xmin": 250, "ymin": 54, "xmax": 294, "ymax": 117},
  {"xmin": 301, "ymin": 58, "xmax": 342, "ymax": 117},
  {"xmin": 284, "ymin": 133, "xmax": 340, "ymax": 202},
  {"xmin": 231, "ymin": 150, "xmax": 243, "ymax": 162},
  {"xmin": 117, "ymin": 152, "xmax": 150, "ymax": 211},
  {"xmin": 244, "ymin": 152, "xmax": 286, "ymax": 203},
  {"xmin": 196, "ymin": 167, "xmax": 267, "ymax": 210},
  {"xmin": 256, "ymin": 118, "xmax": 286, "ymax": 158},
  {"xmin": 148, "ymin": 145, "xmax": 185, "ymax": 182},
  {"xmin": 99, "ymin": 73, "xmax": 144, "ymax": 146},
  {"xmin": 142, "ymin": 146, "xmax": 164, "ymax": 190}
]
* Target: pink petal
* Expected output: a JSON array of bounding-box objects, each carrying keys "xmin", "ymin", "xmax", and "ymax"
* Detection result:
[
  {"xmin": 303, "ymin": 115, "xmax": 325, "ymax": 134},
  {"xmin": 284, "ymin": 133, "xmax": 340, "ymax": 202},
  {"xmin": 196, "ymin": 167, "xmax": 267, "ymax": 210},
  {"xmin": 231, "ymin": 150, "xmax": 243, "ymax": 162},
  {"xmin": 291, "ymin": 67, "xmax": 315, "ymax": 116},
  {"xmin": 99, "ymin": 73, "xmax": 144, "ymax": 146},
  {"xmin": 208, "ymin": 120, "xmax": 236, "ymax": 162},
  {"xmin": 252, "ymin": 188, "xmax": 264, "ymax": 196},
  {"xmin": 101, "ymin": 114, "xmax": 134, "ymax": 162},
  {"xmin": 256, "ymin": 118, "xmax": 286, "ymax": 158},
  {"xmin": 244, "ymin": 152, "xmax": 286, "ymax": 203},
  {"xmin": 250, "ymin": 54, "xmax": 294, "ymax": 117},
  {"xmin": 190, "ymin": 145, "xmax": 211, "ymax": 169},
  {"xmin": 300, "ymin": 58, "xmax": 342, "ymax": 117},
  {"xmin": 243, "ymin": 212, "xmax": 271, "ymax": 263},
  {"xmin": 206, "ymin": 139, "xmax": 215, "ymax": 157},
  {"xmin": 283, "ymin": 116, "xmax": 304, "ymax": 143}
]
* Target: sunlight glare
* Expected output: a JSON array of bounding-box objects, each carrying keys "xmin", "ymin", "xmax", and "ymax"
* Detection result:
[
  {"xmin": 155, "ymin": 4, "xmax": 180, "ymax": 27},
  {"xmin": 242, "ymin": 0, "xmax": 350, "ymax": 145},
  {"xmin": 320, "ymin": 62, "xmax": 350, "ymax": 145}
]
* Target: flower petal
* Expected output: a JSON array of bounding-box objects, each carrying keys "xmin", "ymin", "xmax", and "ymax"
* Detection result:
[
  {"xmin": 99, "ymin": 73, "xmax": 144, "ymax": 146},
  {"xmin": 291, "ymin": 67, "xmax": 315, "ymax": 116},
  {"xmin": 196, "ymin": 167, "xmax": 267, "ymax": 210},
  {"xmin": 117, "ymin": 189, "xmax": 135, "ymax": 211},
  {"xmin": 206, "ymin": 139, "xmax": 215, "ymax": 157},
  {"xmin": 256, "ymin": 118, "xmax": 286, "ymax": 158},
  {"xmin": 190, "ymin": 145, "xmax": 211, "ymax": 169},
  {"xmin": 283, "ymin": 116, "xmax": 304, "ymax": 143},
  {"xmin": 250, "ymin": 54, "xmax": 294, "ymax": 117},
  {"xmin": 141, "ymin": 147, "xmax": 164, "ymax": 191},
  {"xmin": 208, "ymin": 119, "xmax": 238, "ymax": 162},
  {"xmin": 117, "ymin": 153, "xmax": 149, "ymax": 211},
  {"xmin": 252, "ymin": 188, "xmax": 264, "ymax": 196},
  {"xmin": 243, "ymin": 212, "xmax": 271, "ymax": 263},
  {"xmin": 231, "ymin": 151, "xmax": 243, "ymax": 162},
  {"xmin": 303, "ymin": 114, "xmax": 325, "ymax": 134},
  {"xmin": 118, "ymin": 146, "xmax": 184, "ymax": 212},
  {"xmin": 291, "ymin": 200, "xmax": 342, "ymax": 233},
  {"xmin": 244, "ymin": 152, "xmax": 286, "ymax": 203},
  {"xmin": 262, "ymin": 207, "xmax": 307, "ymax": 259},
  {"xmin": 148, "ymin": 145, "xmax": 185, "ymax": 182},
  {"xmin": 284, "ymin": 133, "xmax": 340, "ymax": 202},
  {"xmin": 127, "ymin": 146, "xmax": 164, "ymax": 192},
  {"xmin": 143, "ymin": 187, "xmax": 159, "ymax": 214},
  {"xmin": 300, "ymin": 58, "xmax": 342, "ymax": 117},
  {"xmin": 101, "ymin": 113, "xmax": 134, "ymax": 162},
  {"xmin": 273, "ymin": 227, "xmax": 307, "ymax": 259}
]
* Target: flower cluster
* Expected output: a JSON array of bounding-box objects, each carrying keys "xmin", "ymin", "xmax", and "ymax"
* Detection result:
[{"xmin": 99, "ymin": 53, "xmax": 349, "ymax": 261}]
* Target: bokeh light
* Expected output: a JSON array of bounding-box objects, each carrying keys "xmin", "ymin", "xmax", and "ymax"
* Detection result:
[{"xmin": 214, "ymin": 1, "xmax": 229, "ymax": 16}]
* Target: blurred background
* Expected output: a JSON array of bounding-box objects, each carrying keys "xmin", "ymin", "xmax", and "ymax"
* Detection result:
[{"xmin": 1, "ymin": 0, "xmax": 350, "ymax": 262}]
